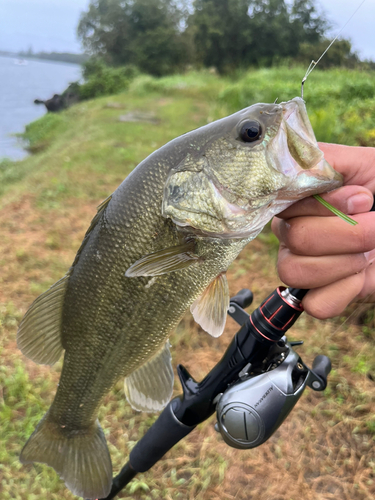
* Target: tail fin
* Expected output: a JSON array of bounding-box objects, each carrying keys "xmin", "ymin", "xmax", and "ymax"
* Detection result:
[{"xmin": 20, "ymin": 413, "xmax": 112, "ymax": 499}]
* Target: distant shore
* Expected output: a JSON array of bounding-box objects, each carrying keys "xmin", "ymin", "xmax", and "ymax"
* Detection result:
[{"xmin": 0, "ymin": 50, "xmax": 87, "ymax": 66}]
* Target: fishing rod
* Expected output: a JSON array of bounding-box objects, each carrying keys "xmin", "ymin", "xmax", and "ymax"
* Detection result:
[{"xmin": 95, "ymin": 285, "xmax": 331, "ymax": 500}]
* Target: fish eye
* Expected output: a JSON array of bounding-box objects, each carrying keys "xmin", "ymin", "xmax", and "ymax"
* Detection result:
[{"xmin": 239, "ymin": 120, "xmax": 262, "ymax": 142}]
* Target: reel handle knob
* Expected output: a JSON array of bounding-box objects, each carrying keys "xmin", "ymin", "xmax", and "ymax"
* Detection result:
[
  {"xmin": 308, "ymin": 355, "xmax": 332, "ymax": 391},
  {"xmin": 230, "ymin": 289, "xmax": 253, "ymax": 309},
  {"xmin": 313, "ymin": 354, "xmax": 332, "ymax": 379}
]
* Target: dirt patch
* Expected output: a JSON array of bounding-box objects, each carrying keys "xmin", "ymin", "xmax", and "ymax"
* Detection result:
[{"xmin": 0, "ymin": 194, "xmax": 97, "ymax": 305}]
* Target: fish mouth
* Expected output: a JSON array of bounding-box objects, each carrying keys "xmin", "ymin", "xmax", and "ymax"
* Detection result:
[{"xmin": 270, "ymin": 97, "xmax": 342, "ymax": 193}]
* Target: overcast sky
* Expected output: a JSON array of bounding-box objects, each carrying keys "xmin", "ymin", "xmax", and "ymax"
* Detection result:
[{"xmin": 0, "ymin": 0, "xmax": 374, "ymax": 60}]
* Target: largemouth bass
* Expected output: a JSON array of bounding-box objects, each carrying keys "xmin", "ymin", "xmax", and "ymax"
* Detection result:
[{"xmin": 17, "ymin": 97, "xmax": 342, "ymax": 499}]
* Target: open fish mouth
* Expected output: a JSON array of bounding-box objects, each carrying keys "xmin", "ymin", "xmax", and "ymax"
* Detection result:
[{"xmin": 272, "ymin": 97, "xmax": 342, "ymax": 188}]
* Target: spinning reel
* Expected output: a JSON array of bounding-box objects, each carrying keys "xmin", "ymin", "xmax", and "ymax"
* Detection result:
[
  {"xmin": 97, "ymin": 286, "xmax": 331, "ymax": 500},
  {"xmin": 215, "ymin": 338, "xmax": 330, "ymax": 450}
]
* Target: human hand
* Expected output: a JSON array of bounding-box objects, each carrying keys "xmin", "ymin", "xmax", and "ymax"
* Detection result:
[{"xmin": 272, "ymin": 143, "xmax": 375, "ymax": 319}]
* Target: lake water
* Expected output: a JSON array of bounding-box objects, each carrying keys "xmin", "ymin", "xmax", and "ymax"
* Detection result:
[{"xmin": 0, "ymin": 55, "xmax": 82, "ymax": 160}]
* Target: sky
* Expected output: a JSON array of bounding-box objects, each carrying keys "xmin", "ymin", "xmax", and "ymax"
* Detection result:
[
  {"xmin": 0, "ymin": 0, "xmax": 91, "ymax": 54},
  {"xmin": 0, "ymin": 0, "xmax": 374, "ymax": 60},
  {"xmin": 323, "ymin": 0, "xmax": 375, "ymax": 61}
]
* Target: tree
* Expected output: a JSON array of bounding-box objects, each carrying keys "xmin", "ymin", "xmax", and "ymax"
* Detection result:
[
  {"xmin": 187, "ymin": 0, "xmax": 254, "ymax": 73},
  {"xmin": 78, "ymin": 0, "xmax": 349, "ymax": 75},
  {"xmin": 78, "ymin": 0, "xmax": 188, "ymax": 75},
  {"xmin": 187, "ymin": 0, "xmax": 331, "ymax": 71},
  {"xmin": 246, "ymin": 0, "xmax": 295, "ymax": 65},
  {"xmin": 290, "ymin": 0, "xmax": 328, "ymax": 46},
  {"xmin": 296, "ymin": 39, "xmax": 359, "ymax": 69}
]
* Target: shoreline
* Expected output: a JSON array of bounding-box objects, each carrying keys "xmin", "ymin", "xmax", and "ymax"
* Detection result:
[
  {"xmin": 1, "ymin": 129, "xmax": 30, "ymax": 163},
  {"xmin": 0, "ymin": 55, "xmax": 82, "ymax": 161}
]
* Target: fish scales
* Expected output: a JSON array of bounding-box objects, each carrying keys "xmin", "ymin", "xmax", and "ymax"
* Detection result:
[
  {"xmin": 17, "ymin": 97, "xmax": 342, "ymax": 499},
  {"xmin": 55, "ymin": 138, "xmax": 247, "ymax": 426}
]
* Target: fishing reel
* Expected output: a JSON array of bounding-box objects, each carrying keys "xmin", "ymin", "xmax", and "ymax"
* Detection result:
[
  {"xmin": 215, "ymin": 339, "xmax": 331, "ymax": 449},
  {"xmin": 98, "ymin": 286, "xmax": 332, "ymax": 500}
]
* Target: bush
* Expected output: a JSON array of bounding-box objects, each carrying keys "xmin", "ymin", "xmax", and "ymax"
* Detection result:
[
  {"xmin": 341, "ymin": 81, "xmax": 375, "ymax": 101},
  {"xmin": 78, "ymin": 59, "xmax": 139, "ymax": 100},
  {"xmin": 296, "ymin": 39, "xmax": 359, "ymax": 69}
]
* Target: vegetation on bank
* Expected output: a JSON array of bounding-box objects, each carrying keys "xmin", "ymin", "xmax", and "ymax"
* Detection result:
[
  {"xmin": 21, "ymin": 65, "xmax": 375, "ymax": 160},
  {"xmin": 32, "ymin": 0, "xmax": 375, "ymax": 109},
  {"xmin": 1, "ymin": 67, "xmax": 375, "ymax": 499},
  {"xmin": 78, "ymin": 59, "xmax": 139, "ymax": 100}
]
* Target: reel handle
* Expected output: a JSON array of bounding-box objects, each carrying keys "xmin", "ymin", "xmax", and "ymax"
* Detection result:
[
  {"xmin": 312, "ymin": 354, "xmax": 332, "ymax": 378},
  {"xmin": 230, "ymin": 288, "xmax": 254, "ymax": 309}
]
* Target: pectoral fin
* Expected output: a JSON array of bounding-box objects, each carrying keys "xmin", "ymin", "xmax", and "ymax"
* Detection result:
[
  {"xmin": 190, "ymin": 273, "xmax": 229, "ymax": 338},
  {"xmin": 124, "ymin": 341, "xmax": 174, "ymax": 412},
  {"xmin": 125, "ymin": 240, "xmax": 199, "ymax": 277}
]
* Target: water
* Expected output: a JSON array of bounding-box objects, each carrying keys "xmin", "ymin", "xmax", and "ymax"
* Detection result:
[{"xmin": 0, "ymin": 55, "xmax": 82, "ymax": 160}]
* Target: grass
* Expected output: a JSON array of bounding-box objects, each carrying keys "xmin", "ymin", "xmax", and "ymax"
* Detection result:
[{"xmin": 1, "ymin": 67, "xmax": 375, "ymax": 499}]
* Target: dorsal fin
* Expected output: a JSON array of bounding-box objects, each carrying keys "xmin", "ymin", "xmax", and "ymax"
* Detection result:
[{"xmin": 71, "ymin": 194, "xmax": 112, "ymax": 269}]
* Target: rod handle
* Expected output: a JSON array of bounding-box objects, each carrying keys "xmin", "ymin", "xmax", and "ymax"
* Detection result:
[{"xmin": 129, "ymin": 399, "xmax": 195, "ymax": 473}]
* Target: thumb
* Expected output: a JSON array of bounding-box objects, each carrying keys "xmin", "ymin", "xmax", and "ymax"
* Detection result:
[{"xmin": 319, "ymin": 143, "xmax": 375, "ymax": 193}]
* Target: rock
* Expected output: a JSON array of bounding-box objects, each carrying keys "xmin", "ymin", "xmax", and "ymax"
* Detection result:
[{"xmin": 34, "ymin": 82, "xmax": 80, "ymax": 113}]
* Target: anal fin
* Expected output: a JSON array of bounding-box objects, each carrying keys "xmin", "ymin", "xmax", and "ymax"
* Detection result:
[
  {"xmin": 125, "ymin": 240, "xmax": 199, "ymax": 277},
  {"xmin": 17, "ymin": 275, "xmax": 69, "ymax": 365},
  {"xmin": 124, "ymin": 341, "xmax": 174, "ymax": 412},
  {"xmin": 190, "ymin": 272, "xmax": 229, "ymax": 338}
]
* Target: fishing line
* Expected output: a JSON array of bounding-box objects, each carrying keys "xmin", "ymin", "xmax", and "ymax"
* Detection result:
[
  {"xmin": 327, "ymin": 290, "xmax": 375, "ymax": 343},
  {"xmin": 300, "ymin": 0, "xmax": 372, "ymax": 338},
  {"xmin": 301, "ymin": 0, "xmax": 367, "ymax": 98}
]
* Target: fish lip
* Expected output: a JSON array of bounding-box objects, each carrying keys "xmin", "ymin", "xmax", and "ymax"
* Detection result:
[
  {"xmin": 281, "ymin": 97, "xmax": 317, "ymax": 145},
  {"xmin": 270, "ymin": 97, "xmax": 343, "ymax": 188},
  {"xmin": 282, "ymin": 103, "xmax": 296, "ymax": 121}
]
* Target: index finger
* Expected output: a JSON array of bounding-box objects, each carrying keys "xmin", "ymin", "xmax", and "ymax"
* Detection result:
[{"xmin": 273, "ymin": 211, "xmax": 375, "ymax": 256}]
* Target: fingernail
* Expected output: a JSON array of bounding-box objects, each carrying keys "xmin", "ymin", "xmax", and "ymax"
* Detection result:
[
  {"xmin": 365, "ymin": 249, "xmax": 375, "ymax": 264},
  {"xmin": 347, "ymin": 193, "xmax": 373, "ymax": 214}
]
